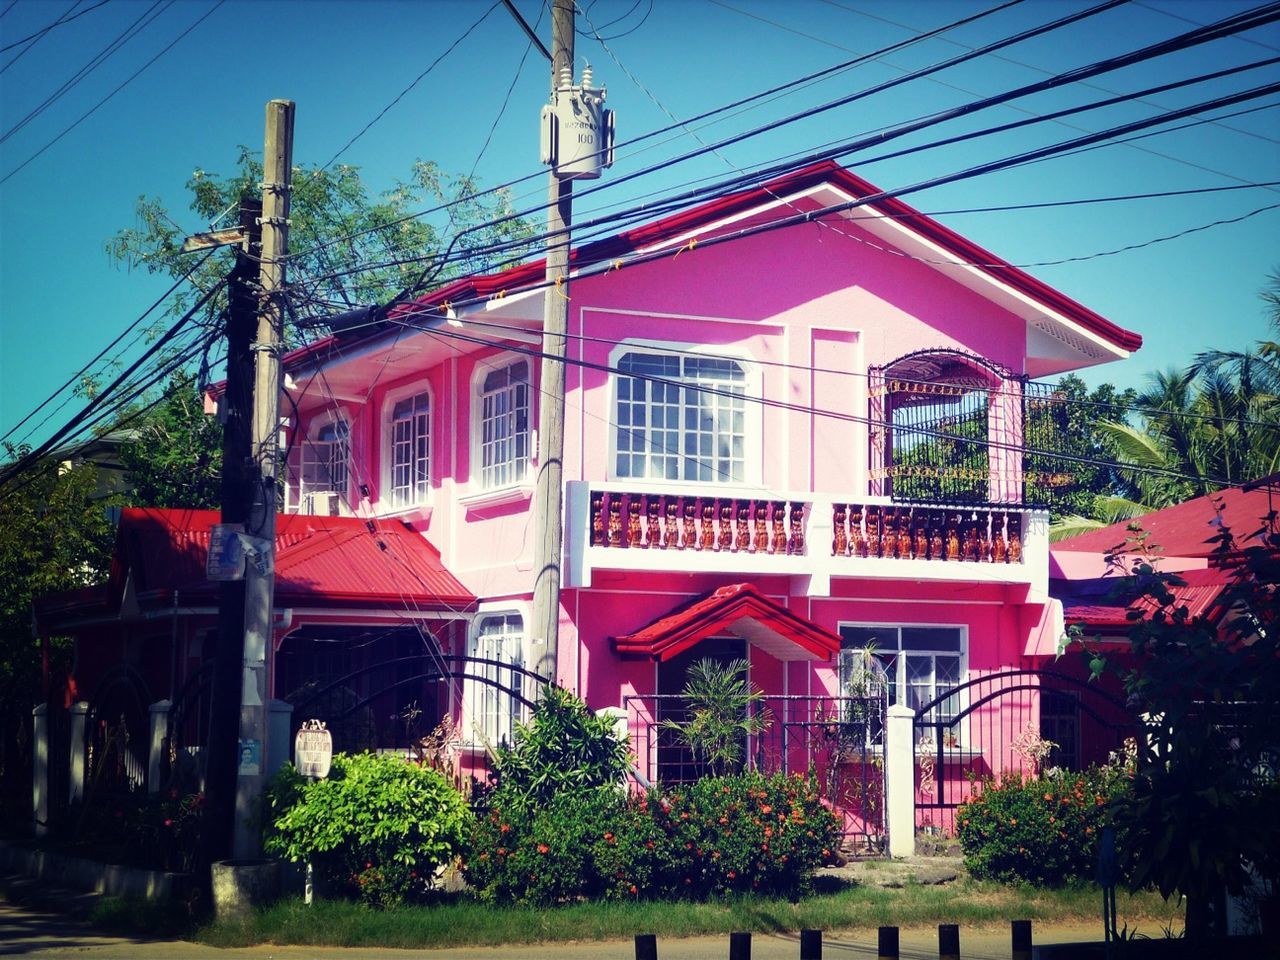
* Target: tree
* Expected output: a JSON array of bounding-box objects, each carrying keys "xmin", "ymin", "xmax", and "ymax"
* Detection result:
[
  {"xmin": 106, "ymin": 152, "xmax": 537, "ymax": 337},
  {"xmin": 117, "ymin": 376, "xmax": 222, "ymax": 509}
]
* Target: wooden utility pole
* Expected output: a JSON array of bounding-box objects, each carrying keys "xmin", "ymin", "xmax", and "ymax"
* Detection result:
[
  {"xmin": 203, "ymin": 197, "xmax": 261, "ymax": 867},
  {"xmin": 530, "ymin": 0, "xmax": 574, "ymax": 689},
  {"xmin": 233, "ymin": 99, "xmax": 294, "ymax": 859}
]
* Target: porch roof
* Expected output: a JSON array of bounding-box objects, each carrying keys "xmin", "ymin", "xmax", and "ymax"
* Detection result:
[
  {"xmin": 612, "ymin": 583, "xmax": 840, "ymax": 662},
  {"xmin": 35, "ymin": 507, "xmax": 475, "ymax": 633},
  {"xmin": 1059, "ymin": 566, "xmax": 1233, "ymax": 630}
]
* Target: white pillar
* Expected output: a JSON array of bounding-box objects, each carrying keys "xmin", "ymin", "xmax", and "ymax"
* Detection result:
[
  {"xmin": 885, "ymin": 703, "xmax": 916, "ymax": 859},
  {"xmin": 68, "ymin": 701, "xmax": 89, "ymax": 804},
  {"xmin": 266, "ymin": 699, "xmax": 294, "ymax": 779},
  {"xmin": 148, "ymin": 699, "xmax": 171, "ymax": 794},
  {"xmin": 32, "ymin": 703, "xmax": 48, "ymax": 837}
]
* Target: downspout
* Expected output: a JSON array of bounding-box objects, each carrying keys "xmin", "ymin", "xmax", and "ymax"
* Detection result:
[{"xmin": 169, "ymin": 590, "xmax": 180, "ymax": 700}]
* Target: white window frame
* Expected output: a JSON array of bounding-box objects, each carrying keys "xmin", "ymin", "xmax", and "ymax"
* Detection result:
[
  {"xmin": 606, "ymin": 340, "xmax": 762, "ymax": 486},
  {"xmin": 837, "ymin": 622, "xmax": 968, "ymax": 743},
  {"xmin": 381, "ymin": 384, "xmax": 432, "ymax": 511},
  {"xmin": 464, "ymin": 607, "xmax": 528, "ymax": 747},
  {"xmin": 296, "ymin": 410, "xmax": 352, "ymax": 514},
  {"xmin": 471, "ymin": 355, "xmax": 532, "ymax": 492}
]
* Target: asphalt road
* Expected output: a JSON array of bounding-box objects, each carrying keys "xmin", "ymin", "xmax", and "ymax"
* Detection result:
[{"xmin": 0, "ymin": 897, "xmax": 1114, "ymax": 959}]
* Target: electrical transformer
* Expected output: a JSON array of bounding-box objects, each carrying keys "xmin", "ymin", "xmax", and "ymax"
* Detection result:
[{"xmin": 540, "ymin": 65, "xmax": 614, "ymax": 180}]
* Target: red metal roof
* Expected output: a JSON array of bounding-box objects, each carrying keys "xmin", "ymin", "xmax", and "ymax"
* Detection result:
[
  {"xmin": 1061, "ymin": 567, "xmax": 1234, "ymax": 630},
  {"xmin": 36, "ymin": 507, "xmax": 474, "ymax": 630},
  {"xmin": 1053, "ymin": 486, "xmax": 1279, "ymax": 560},
  {"xmin": 612, "ymin": 583, "xmax": 840, "ymax": 662},
  {"xmin": 278, "ymin": 160, "xmax": 1140, "ymax": 375}
]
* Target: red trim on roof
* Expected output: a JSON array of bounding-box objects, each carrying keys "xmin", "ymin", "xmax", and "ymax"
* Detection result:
[
  {"xmin": 35, "ymin": 507, "xmax": 474, "ymax": 633},
  {"xmin": 612, "ymin": 583, "xmax": 840, "ymax": 662},
  {"xmin": 277, "ymin": 160, "xmax": 1140, "ymax": 375}
]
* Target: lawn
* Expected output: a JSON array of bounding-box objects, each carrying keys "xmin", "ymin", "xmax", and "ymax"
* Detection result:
[{"xmin": 166, "ymin": 879, "xmax": 1182, "ymax": 950}]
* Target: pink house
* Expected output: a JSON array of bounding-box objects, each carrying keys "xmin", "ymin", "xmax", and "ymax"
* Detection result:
[{"xmin": 40, "ymin": 161, "xmax": 1145, "ymax": 852}]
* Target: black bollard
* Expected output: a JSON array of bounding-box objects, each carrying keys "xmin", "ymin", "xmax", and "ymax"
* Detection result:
[
  {"xmin": 938, "ymin": 923, "xmax": 960, "ymax": 960},
  {"xmin": 635, "ymin": 932, "xmax": 658, "ymax": 960},
  {"xmin": 877, "ymin": 925, "xmax": 899, "ymax": 960},
  {"xmin": 1011, "ymin": 919, "xmax": 1033, "ymax": 960},
  {"xmin": 800, "ymin": 928, "xmax": 822, "ymax": 959},
  {"xmin": 729, "ymin": 931, "xmax": 752, "ymax": 960}
]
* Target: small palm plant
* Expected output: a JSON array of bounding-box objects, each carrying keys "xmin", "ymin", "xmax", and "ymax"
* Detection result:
[{"xmin": 662, "ymin": 658, "xmax": 771, "ymax": 777}]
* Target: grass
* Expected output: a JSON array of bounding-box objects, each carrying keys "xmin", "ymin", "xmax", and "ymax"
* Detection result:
[{"xmin": 191, "ymin": 880, "xmax": 1183, "ymax": 950}]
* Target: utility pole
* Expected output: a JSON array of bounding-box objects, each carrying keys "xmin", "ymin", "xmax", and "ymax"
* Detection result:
[
  {"xmin": 234, "ymin": 99, "xmax": 294, "ymax": 859},
  {"xmin": 203, "ymin": 197, "xmax": 261, "ymax": 867},
  {"xmin": 530, "ymin": 0, "xmax": 574, "ymax": 688}
]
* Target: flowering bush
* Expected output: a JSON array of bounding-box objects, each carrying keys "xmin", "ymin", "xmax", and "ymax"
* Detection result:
[
  {"xmin": 465, "ymin": 770, "xmax": 840, "ymax": 905},
  {"xmin": 956, "ymin": 764, "xmax": 1130, "ymax": 886},
  {"xmin": 73, "ymin": 787, "xmax": 204, "ymax": 872},
  {"xmin": 263, "ymin": 752, "xmax": 472, "ymax": 908}
]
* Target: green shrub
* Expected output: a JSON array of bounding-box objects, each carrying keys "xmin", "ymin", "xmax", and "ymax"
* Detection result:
[
  {"xmin": 465, "ymin": 771, "xmax": 840, "ymax": 905},
  {"xmin": 956, "ymin": 765, "xmax": 1129, "ymax": 886},
  {"xmin": 263, "ymin": 752, "xmax": 472, "ymax": 908}
]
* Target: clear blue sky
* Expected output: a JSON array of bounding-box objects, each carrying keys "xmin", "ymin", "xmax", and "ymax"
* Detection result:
[{"xmin": 1, "ymin": 0, "xmax": 1277, "ymax": 448}]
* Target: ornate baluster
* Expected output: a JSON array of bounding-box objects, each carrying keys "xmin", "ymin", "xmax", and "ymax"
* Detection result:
[
  {"xmin": 913, "ymin": 510, "xmax": 928, "ymax": 561},
  {"xmin": 700, "ymin": 500, "xmax": 716, "ymax": 552},
  {"xmin": 850, "ymin": 504, "xmax": 865, "ymax": 558},
  {"xmin": 789, "ymin": 501, "xmax": 806, "ymax": 555},
  {"xmin": 735, "ymin": 501, "xmax": 750, "ymax": 553},
  {"xmin": 608, "ymin": 497, "xmax": 623, "ymax": 548},
  {"xmin": 771, "ymin": 501, "xmax": 787, "ymax": 554},
  {"xmin": 832, "ymin": 503, "xmax": 848, "ymax": 557},
  {"xmin": 645, "ymin": 497, "xmax": 661, "ymax": 549},
  {"xmin": 976, "ymin": 511, "xmax": 991, "ymax": 562},
  {"xmin": 946, "ymin": 512, "xmax": 962, "ymax": 561},
  {"xmin": 1007, "ymin": 513, "xmax": 1023, "ymax": 563},
  {"xmin": 662, "ymin": 498, "xmax": 679, "ymax": 549},
  {"xmin": 753, "ymin": 501, "xmax": 769, "ymax": 554},
  {"xmin": 929, "ymin": 510, "xmax": 945, "ymax": 561},
  {"xmin": 866, "ymin": 506, "xmax": 881, "ymax": 559},
  {"xmin": 898, "ymin": 509, "xmax": 913, "ymax": 561},
  {"xmin": 681, "ymin": 499, "xmax": 697, "ymax": 550},
  {"xmin": 718, "ymin": 500, "xmax": 734, "ymax": 552},
  {"xmin": 882, "ymin": 508, "xmax": 898, "ymax": 559},
  {"xmin": 962, "ymin": 512, "xmax": 979, "ymax": 561},
  {"xmin": 991, "ymin": 511, "xmax": 1007, "ymax": 563},
  {"xmin": 626, "ymin": 497, "xmax": 642, "ymax": 548},
  {"xmin": 590, "ymin": 491, "xmax": 605, "ymax": 547}
]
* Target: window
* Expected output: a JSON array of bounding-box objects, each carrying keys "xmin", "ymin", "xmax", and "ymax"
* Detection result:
[
  {"xmin": 478, "ymin": 361, "xmax": 530, "ymax": 489},
  {"xmin": 839, "ymin": 624, "xmax": 964, "ymax": 735},
  {"xmin": 615, "ymin": 351, "xmax": 746, "ymax": 483},
  {"xmin": 468, "ymin": 613, "xmax": 524, "ymax": 745},
  {"xmin": 299, "ymin": 418, "xmax": 350, "ymax": 512},
  {"xmin": 388, "ymin": 391, "xmax": 430, "ymax": 508}
]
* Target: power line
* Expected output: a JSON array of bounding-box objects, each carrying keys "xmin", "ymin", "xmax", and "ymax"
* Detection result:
[
  {"xmin": 0, "ymin": 0, "xmax": 108, "ymax": 54},
  {"xmin": 0, "ymin": 0, "xmax": 225, "ymax": 185}
]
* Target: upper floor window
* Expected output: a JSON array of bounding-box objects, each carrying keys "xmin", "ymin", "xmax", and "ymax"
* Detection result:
[
  {"xmin": 387, "ymin": 391, "xmax": 430, "ymax": 508},
  {"xmin": 615, "ymin": 350, "xmax": 746, "ymax": 483},
  {"xmin": 478, "ymin": 360, "xmax": 530, "ymax": 489},
  {"xmin": 300, "ymin": 417, "xmax": 350, "ymax": 512},
  {"xmin": 839, "ymin": 624, "xmax": 964, "ymax": 733}
]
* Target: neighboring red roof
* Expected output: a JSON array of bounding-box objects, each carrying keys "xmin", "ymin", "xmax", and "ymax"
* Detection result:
[
  {"xmin": 1053, "ymin": 485, "xmax": 1279, "ymax": 559},
  {"xmin": 36, "ymin": 507, "xmax": 474, "ymax": 631},
  {"xmin": 280, "ymin": 160, "xmax": 1141, "ymax": 374},
  {"xmin": 612, "ymin": 583, "xmax": 840, "ymax": 662},
  {"xmin": 1061, "ymin": 566, "xmax": 1235, "ymax": 630}
]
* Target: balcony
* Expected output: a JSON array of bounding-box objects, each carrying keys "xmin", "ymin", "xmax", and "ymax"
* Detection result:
[{"xmin": 565, "ymin": 481, "xmax": 1048, "ymax": 596}]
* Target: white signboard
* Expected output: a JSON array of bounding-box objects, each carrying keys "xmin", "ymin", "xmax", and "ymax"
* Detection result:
[
  {"xmin": 294, "ymin": 720, "xmax": 332, "ymax": 779},
  {"xmin": 207, "ymin": 523, "xmax": 245, "ymax": 581}
]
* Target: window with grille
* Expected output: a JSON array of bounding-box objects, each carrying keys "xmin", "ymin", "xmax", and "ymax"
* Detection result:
[
  {"xmin": 615, "ymin": 351, "xmax": 746, "ymax": 483},
  {"xmin": 468, "ymin": 613, "xmax": 524, "ymax": 745},
  {"xmin": 839, "ymin": 624, "xmax": 965, "ymax": 739},
  {"xmin": 388, "ymin": 392, "xmax": 430, "ymax": 507},
  {"xmin": 300, "ymin": 418, "xmax": 350, "ymax": 510},
  {"xmin": 479, "ymin": 361, "xmax": 530, "ymax": 489}
]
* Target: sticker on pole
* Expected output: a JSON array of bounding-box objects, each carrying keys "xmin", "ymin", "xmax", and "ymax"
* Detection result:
[
  {"xmin": 294, "ymin": 719, "xmax": 332, "ymax": 779},
  {"xmin": 207, "ymin": 523, "xmax": 245, "ymax": 580}
]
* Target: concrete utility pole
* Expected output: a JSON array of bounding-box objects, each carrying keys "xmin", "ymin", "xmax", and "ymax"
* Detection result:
[
  {"xmin": 530, "ymin": 0, "xmax": 574, "ymax": 688},
  {"xmin": 234, "ymin": 99, "xmax": 294, "ymax": 859}
]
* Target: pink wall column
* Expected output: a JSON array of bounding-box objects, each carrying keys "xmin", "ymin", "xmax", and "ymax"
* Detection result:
[
  {"xmin": 988, "ymin": 378, "xmax": 1024, "ymax": 504},
  {"xmin": 868, "ymin": 367, "xmax": 887, "ymax": 497}
]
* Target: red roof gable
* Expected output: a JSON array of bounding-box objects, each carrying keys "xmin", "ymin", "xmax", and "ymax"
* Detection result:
[
  {"xmin": 1054, "ymin": 486, "xmax": 1279, "ymax": 560},
  {"xmin": 279, "ymin": 160, "xmax": 1140, "ymax": 374},
  {"xmin": 36, "ymin": 508, "xmax": 474, "ymax": 630},
  {"xmin": 613, "ymin": 583, "xmax": 840, "ymax": 662}
]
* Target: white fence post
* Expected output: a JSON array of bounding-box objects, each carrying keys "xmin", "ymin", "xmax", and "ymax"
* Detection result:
[
  {"xmin": 267, "ymin": 699, "xmax": 294, "ymax": 778},
  {"xmin": 885, "ymin": 703, "xmax": 916, "ymax": 858},
  {"xmin": 68, "ymin": 701, "xmax": 89, "ymax": 804},
  {"xmin": 148, "ymin": 699, "xmax": 171, "ymax": 794},
  {"xmin": 32, "ymin": 703, "xmax": 48, "ymax": 837}
]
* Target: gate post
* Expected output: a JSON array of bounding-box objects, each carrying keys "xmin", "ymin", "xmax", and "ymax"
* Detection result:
[
  {"xmin": 885, "ymin": 703, "xmax": 915, "ymax": 858},
  {"xmin": 148, "ymin": 699, "xmax": 171, "ymax": 793},
  {"xmin": 32, "ymin": 703, "xmax": 48, "ymax": 837},
  {"xmin": 69, "ymin": 701, "xmax": 89, "ymax": 804}
]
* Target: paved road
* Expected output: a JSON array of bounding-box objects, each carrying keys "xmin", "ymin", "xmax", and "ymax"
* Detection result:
[{"xmin": 0, "ymin": 897, "xmax": 1110, "ymax": 959}]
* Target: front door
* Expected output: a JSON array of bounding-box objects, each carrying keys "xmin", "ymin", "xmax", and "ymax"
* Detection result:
[{"xmin": 655, "ymin": 637, "xmax": 747, "ymax": 784}]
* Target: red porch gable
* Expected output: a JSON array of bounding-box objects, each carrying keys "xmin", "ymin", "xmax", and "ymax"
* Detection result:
[{"xmin": 612, "ymin": 583, "xmax": 840, "ymax": 662}]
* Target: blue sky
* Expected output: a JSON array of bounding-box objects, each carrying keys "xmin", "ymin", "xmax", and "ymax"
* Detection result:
[{"xmin": 1, "ymin": 0, "xmax": 1277, "ymax": 448}]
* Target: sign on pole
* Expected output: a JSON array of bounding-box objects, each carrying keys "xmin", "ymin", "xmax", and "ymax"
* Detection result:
[
  {"xmin": 294, "ymin": 719, "xmax": 332, "ymax": 779},
  {"xmin": 207, "ymin": 523, "xmax": 245, "ymax": 580}
]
